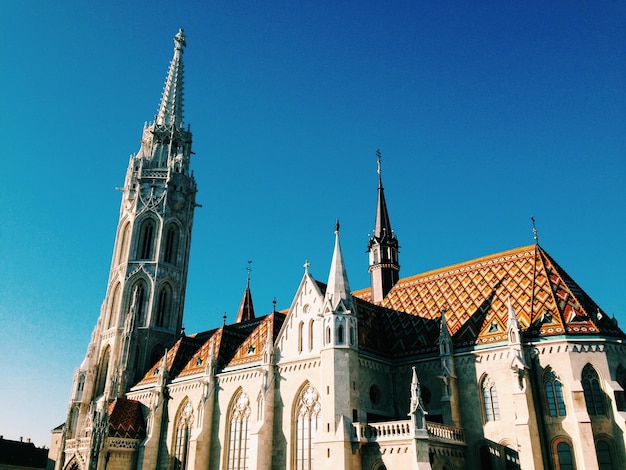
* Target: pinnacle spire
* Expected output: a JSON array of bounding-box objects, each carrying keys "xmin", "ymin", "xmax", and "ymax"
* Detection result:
[
  {"xmin": 368, "ymin": 150, "xmax": 400, "ymax": 302},
  {"xmin": 373, "ymin": 150, "xmax": 393, "ymax": 239},
  {"xmin": 326, "ymin": 220, "xmax": 353, "ymax": 311},
  {"xmin": 235, "ymin": 261, "xmax": 256, "ymax": 323},
  {"xmin": 156, "ymin": 29, "xmax": 186, "ymax": 128}
]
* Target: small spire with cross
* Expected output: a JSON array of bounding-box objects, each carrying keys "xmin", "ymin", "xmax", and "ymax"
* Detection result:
[
  {"xmin": 531, "ymin": 216, "xmax": 539, "ymax": 245},
  {"xmin": 246, "ymin": 260, "xmax": 252, "ymax": 288},
  {"xmin": 303, "ymin": 260, "xmax": 310, "ymax": 273}
]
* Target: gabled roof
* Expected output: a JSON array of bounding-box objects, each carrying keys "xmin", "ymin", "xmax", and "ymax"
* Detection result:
[
  {"xmin": 354, "ymin": 244, "xmax": 623, "ymax": 348},
  {"xmin": 136, "ymin": 332, "xmax": 212, "ymax": 385},
  {"xmin": 107, "ymin": 398, "xmax": 146, "ymax": 439},
  {"xmin": 136, "ymin": 312, "xmax": 286, "ymax": 386}
]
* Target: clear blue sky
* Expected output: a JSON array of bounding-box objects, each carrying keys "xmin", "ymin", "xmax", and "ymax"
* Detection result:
[{"xmin": 1, "ymin": 1, "xmax": 624, "ymax": 447}]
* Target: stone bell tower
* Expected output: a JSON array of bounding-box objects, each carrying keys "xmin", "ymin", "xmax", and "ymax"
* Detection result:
[{"xmin": 58, "ymin": 29, "xmax": 198, "ymax": 468}]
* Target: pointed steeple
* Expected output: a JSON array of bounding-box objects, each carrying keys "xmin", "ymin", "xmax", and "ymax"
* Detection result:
[
  {"xmin": 156, "ymin": 29, "xmax": 186, "ymax": 128},
  {"xmin": 235, "ymin": 261, "xmax": 256, "ymax": 323},
  {"xmin": 368, "ymin": 150, "xmax": 400, "ymax": 303},
  {"xmin": 326, "ymin": 220, "xmax": 353, "ymax": 311}
]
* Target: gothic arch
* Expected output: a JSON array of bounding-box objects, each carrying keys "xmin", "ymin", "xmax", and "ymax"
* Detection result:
[
  {"xmin": 123, "ymin": 277, "xmax": 151, "ymax": 327},
  {"xmin": 292, "ymin": 381, "xmax": 321, "ymax": 470},
  {"xmin": 582, "ymin": 363, "xmax": 606, "ymax": 416},
  {"xmin": 162, "ymin": 220, "xmax": 182, "ymax": 265},
  {"xmin": 479, "ymin": 373, "xmax": 500, "ymax": 422},
  {"xmin": 173, "ymin": 397, "xmax": 194, "ymax": 470},
  {"xmin": 106, "ymin": 282, "xmax": 121, "ymax": 329},
  {"xmin": 134, "ymin": 216, "xmax": 159, "ymax": 261},
  {"xmin": 154, "ymin": 282, "xmax": 174, "ymax": 328},
  {"xmin": 224, "ymin": 387, "xmax": 252, "ymax": 470},
  {"xmin": 115, "ymin": 220, "xmax": 132, "ymax": 265},
  {"xmin": 543, "ymin": 367, "xmax": 566, "ymax": 417},
  {"xmin": 94, "ymin": 345, "xmax": 111, "ymax": 398}
]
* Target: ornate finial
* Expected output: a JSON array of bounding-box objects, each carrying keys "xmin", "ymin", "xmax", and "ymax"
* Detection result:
[
  {"xmin": 273, "ymin": 297, "xmax": 277, "ymax": 313},
  {"xmin": 174, "ymin": 28, "xmax": 186, "ymax": 50},
  {"xmin": 181, "ymin": 325, "xmax": 186, "ymax": 336},
  {"xmin": 335, "ymin": 219, "xmax": 340, "ymax": 235},
  {"xmin": 531, "ymin": 216, "xmax": 539, "ymax": 244},
  {"xmin": 303, "ymin": 260, "xmax": 310, "ymax": 273},
  {"xmin": 223, "ymin": 313, "xmax": 227, "ymax": 326},
  {"xmin": 246, "ymin": 260, "xmax": 252, "ymax": 288},
  {"xmin": 376, "ymin": 149, "xmax": 382, "ymax": 176}
]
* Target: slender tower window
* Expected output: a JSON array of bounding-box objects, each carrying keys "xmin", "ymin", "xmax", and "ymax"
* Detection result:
[
  {"xmin": 138, "ymin": 220, "xmax": 155, "ymax": 260},
  {"xmin": 337, "ymin": 324, "xmax": 344, "ymax": 344},
  {"xmin": 298, "ymin": 321, "xmax": 304, "ymax": 353},
  {"xmin": 294, "ymin": 384, "xmax": 321, "ymax": 470},
  {"xmin": 163, "ymin": 225, "xmax": 179, "ymax": 264},
  {"xmin": 226, "ymin": 391, "xmax": 251, "ymax": 470},
  {"xmin": 155, "ymin": 287, "xmax": 170, "ymax": 328},
  {"xmin": 596, "ymin": 440, "xmax": 614, "ymax": 470},
  {"xmin": 134, "ymin": 284, "xmax": 146, "ymax": 326},
  {"xmin": 94, "ymin": 347, "xmax": 111, "ymax": 398},
  {"xmin": 308, "ymin": 319, "xmax": 314, "ymax": 351}
]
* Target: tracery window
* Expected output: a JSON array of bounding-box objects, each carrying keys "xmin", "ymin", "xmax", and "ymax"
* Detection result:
[
  {"xmin": 226, "ymin": 391, "xmax": 251, "ymax": 470},
  {"xmin": 294, "ymin": 384, "xmax": 321, "ymax": 470},
  {"xmin": 481, "ymin": 375, "xmax": 500, "ymax": 422},
  {"xmin": 544, "ymin": 369, "xmax": 566, "ymax": 417},
  {"xmin": 174, "ymin": 400, "xmax": 194, "ymax": 470},
  {"xmin": 582, "ymin": 364, "xmax": 605, "ymax": 416},
  {"xmin": 131, "ymin": 283, "xmax": 147, "ymax": 326}
]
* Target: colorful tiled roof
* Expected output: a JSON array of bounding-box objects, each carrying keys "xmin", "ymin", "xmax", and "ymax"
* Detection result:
[
  {"xmin": 354, "ymin": 245, "xmax": 623, "ymax": 350},
  {"xmin": 137, "ymin": 312, "xmax": 286, "ymax": 385},
  {"xmin": 107, "ymin": 398, "xmax": 146, "ymax": 439}
]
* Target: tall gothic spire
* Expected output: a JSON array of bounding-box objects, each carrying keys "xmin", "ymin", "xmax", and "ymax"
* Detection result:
[
  {"xmin": 156, "ymin": 28, "xmax": 186, "ymax": 128},
  {"xmin": 326, "ymin": 220, "xmax": 354, "ymax": 311},
  {"xmin": 368, "ymin": 150, "xmax": 400, "ymax": 303}
]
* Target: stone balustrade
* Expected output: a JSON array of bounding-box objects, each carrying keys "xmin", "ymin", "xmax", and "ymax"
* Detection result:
[{"xmin": 352, "ymin": 420, "xmax": 464, "ymax": 445}]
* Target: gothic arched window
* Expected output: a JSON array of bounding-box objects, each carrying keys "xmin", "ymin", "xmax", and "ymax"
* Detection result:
[
  {"xmin": 94, "ymin": 346, "xmax": 111, "ymax": 398},
  {"xmin": 226, "ymin": 391, "xmax": 251, "ymax": 470},
  {"xmin": 308, "ymin": 319, "xmax": 314, "ymax": 351},
  {"xmin": 173, "ymin": 400, "xmax": 194, "ymax": 470},
  {"xmin": 298, "ymin": 321, "xmax": 304, "ymax": 353},
  {"xmin": 116, "ymin": 222, "xmax": 130, "ymax": 265},
  {"xmin": 137, "ymin": 219, "xmax": 156, "ymax": 260},
  {"xmin": 582, "ymin": 364, "xmax": 605, "ymax": 416},
  {"xmin": 544, "ymin": 369, "xmax": 566, "ymax": 417},
  {"xmin": 337, "ymin": 323, "xmax": 344, "ymax": 344},
  {"xmin": 294, "ymin": 384, "xmax": 321, "ymax": 470},
  {"xmin": 131, "ymin": 283, "xmax": 147, "ymax": 327},
  {"xmin": 163, "ymin": 225, "xmax": 179, "ymax": 264},
  {"xmin": 106, "ymin": 283, "xmax": 121, "ymax": 329},
  {"xmin": 155, "ymin": 285, "xmax": 171, "ymax": 328},
  {"xmin": 481, "ymin": 375, "xmax": 500, "ymax": 422}
]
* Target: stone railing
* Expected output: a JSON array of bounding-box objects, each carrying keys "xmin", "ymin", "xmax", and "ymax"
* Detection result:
[
  {"xmin": 352, "ymin": 420, "xmax": 412, "ymax": 443},
  {"xmin": 352, "ymin": 420, "xmax": 465, "ymax": 445},
  {"xmin": 426, "ymin": 422, "xmax": 465, "ymax": 444}
]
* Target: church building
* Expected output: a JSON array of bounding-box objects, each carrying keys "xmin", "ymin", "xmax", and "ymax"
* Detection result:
[{"xmin": 50, "ymin": 30, "xmax": 626, "ymax": 470}]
